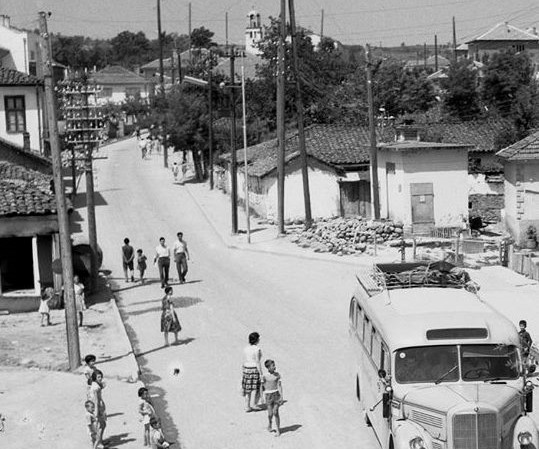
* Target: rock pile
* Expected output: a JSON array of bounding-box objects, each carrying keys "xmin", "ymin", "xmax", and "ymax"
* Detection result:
[{"xmin": 290, "ymin": 217, "xmax": 404, "ymax": 255}]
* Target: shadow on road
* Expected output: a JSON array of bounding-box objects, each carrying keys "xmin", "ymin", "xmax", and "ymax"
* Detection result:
[
  {"xmin": 280, "ymin": 424, "xmax": 302, "ymax": 434},
  {"xmin": 105, "ymin": 432, "xmax": 136, "ymax": 447},
  {"xmin": 127, "ymin": 296, "xmax": 203, "ymax": 316},
  {"xmin": 135, "ymin": 338, "xmax": 195, "ymax": 358}
]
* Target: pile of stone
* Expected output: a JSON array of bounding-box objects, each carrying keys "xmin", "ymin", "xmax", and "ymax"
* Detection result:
[{"xmin": 289, "ymin": 217, "xmax": 404, "ymax": 255}]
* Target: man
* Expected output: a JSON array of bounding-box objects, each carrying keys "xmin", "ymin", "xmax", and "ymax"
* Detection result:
[
  {"xmin": 173, "ymin": 232, "xmax": 190, "ymax": 283},
  {"xmin": 122, "ymin": 238, "xmax": 135, "ymax": 282},
  {"xmin": 154, "ymin": 237, "xmax": 171, "ymax": 288},
  {"xmin": 138, "ymin": 137, "xmax": 147, "ymax": 159}
]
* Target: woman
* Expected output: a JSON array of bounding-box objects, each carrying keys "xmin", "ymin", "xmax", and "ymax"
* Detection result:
[
  {"xmin": 88, "ymin": 369, "xmax": 107, "ymax": 448},
  {"xmin": 242, "ymin": 332, "xmax": 263, "ymax": 412},
  {"xmin": 74, "ymin": 275, "xmax": 85, "ymax": 327},
  {"xmin": 160, "ymin": 286, "xmax": 181, "ymax": 346}
]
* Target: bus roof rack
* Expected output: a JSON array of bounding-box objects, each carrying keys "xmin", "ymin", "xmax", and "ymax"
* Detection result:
[{"xmin": 356, "ymin": 261, "xmax": 476, "ymax": 297}]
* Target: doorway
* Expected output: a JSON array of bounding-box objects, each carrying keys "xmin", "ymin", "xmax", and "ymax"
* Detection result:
[
  {"xmin": 340, "ymin": 180, "xmax": 371, "ymax": 218},
  {"xmin": 0, "ymin": 237, "xmax": 34, "ymax": 293},
  {"xmin": 410, "ymin": 183, "xmax": 434, "ymax": 225}
]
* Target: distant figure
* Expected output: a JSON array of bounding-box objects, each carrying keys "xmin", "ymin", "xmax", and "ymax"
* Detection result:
[
  {"xmin": 39, "ymin": 287, "xmax": 53, "ymax": 326},
  {"xmin": 173, "ymin": 232, "xmax": 190, "ymax": 284},
  {"xmin": 520, "ymin": 320, "xmax": 533, "ymax": 362},
  {"xmin": 242, "ymin": 332, "xmax": 263, "ymax": 412},
  {"xmin": 137, "ymin": 249, "xmax": 148, "ymax": 283},
  {"xmin": 154, "ymin": 237, "xmax": 171, "ymax": 289},
  {"xmin": 160, "ymin": 286, "xmax": 181, "ymax": 347},
  {"xmin": 138, "ymin": 387, "xmax": 156, "ymax": 446},
  {"xmin": 122, "ymin": 238, "xmax": 135, "ymax": 282},
  {"xmin": 262, "ymin": 359, "xmax": 283, "ymax": 436},
  {"xmin": 74, "ymin": 275, "xmax": 85, "ymax": 327},
  {"xmin": 172, "ymin": 162, "xmax": 180, "ymax": 183},
  {"xmin": 135, "ymin": 126, "xmax": 141, "ymax": 140},
  {"xmin": 84, "ymin": 400, "xmax": 98, "ymax": 449},
  {"xmin": 139, "ymin": 137, "xmax": 148, "ymax": 159}
]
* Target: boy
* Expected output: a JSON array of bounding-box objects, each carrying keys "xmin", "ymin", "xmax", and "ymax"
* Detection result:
[
  {"xmin": 85, "ymin": 400, "xmax": 98, "ymax": 449},
  {"xmin": 149, "ymin": 417, "xmax": 171, "ymax": 449},
  {"xmin": 262, "ymin": 359, "xmax": 283, "ymax": 437},
  {"xmin": 122, "ymin": 238, "xmax": 135, "ymax": 282},
  {"xmin": 137, "ymin": 249, "xmax": 148, "ymax": 283},
  {"xmin": 83, "ymin": 354, "xmax": 98, "ymax": 389},
  {"xmin": 138, "ymin": 387, "xmax": 156, "ymax": 446},
  {"xmin": 519, "ymin": 320, "xmax": 533, "ymax": 362}
]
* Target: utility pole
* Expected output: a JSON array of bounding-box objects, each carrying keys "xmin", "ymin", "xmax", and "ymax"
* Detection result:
[
  {"xmin": 208, "ymin": 50, "xmax": 214, "ymax": 190},
  {"xmin": 320, "ymin": 9, "xmax": 324, "ymax": 38},
  {"xmin": 38, "ymin": 11, "xmax": 80, "ymax": 370},
  {"xmin": 276, "ymin": 0, "xmax": 286, "ymax": 235},
  {"xmin": 241, "ymin": 64, "xmax": 251, "ymax": 243},
  {"xmin": 434, "ymin": 34, "xmax": 438, "ymax": 71},
  {"xmin": 225, "ymin": 12, "xmax": 229, "ymax": 48},
  {"xmin": 365, "ymin": 44, "xmax": 380, "ymax": 220},
  {"xmin": 188, "ymin": 2, "xmax": 192, "ymax": 63},
  {"xmin": 85, "ymin": 142, "xmax": 98, "ymax": 290},
  {"xmin": 156, "ymin": 0, "xmax": 168, "ymax": 168},
  {"xmin": 289, "ymin": 0, "xmax": 312, "ymax": 228},
  {"xmin": 423, "ymin": 42, "xmax": 427, "ymax": 69},
  {"xmin": 229, "ymin": 48, "xmax": 238, "ymax": 234},
  {"xmin": 176, "ymin": 40, "xmax": 182, "ymax": 82},
  {"xmin": 452, "ymin": 16, "xmax": 458, "ymax": 62}
]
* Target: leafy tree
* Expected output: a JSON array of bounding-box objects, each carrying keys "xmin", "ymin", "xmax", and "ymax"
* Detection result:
[
  {"xmin": 110, "ymin": 31, "xmax": 150, "ymax": 69},
  {"xmin": 190, "ymin": 26, "xmax": 215, "ymax": 49},
  {"xmin": 442, "ymin": 59, "xmax": 480, "ymax": 120}
]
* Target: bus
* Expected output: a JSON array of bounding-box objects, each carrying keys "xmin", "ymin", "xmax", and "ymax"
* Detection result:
[{"xmin": 349, "ymin": 261, "xmax": 538, "ymax": 449}]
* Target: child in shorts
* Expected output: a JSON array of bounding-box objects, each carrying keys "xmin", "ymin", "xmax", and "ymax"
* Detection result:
[
  {"xmin": 137, "ymin": 249, "xmax": 148, "ymax": 283},
  {"xmin": 262, "ymin": 359, "xmax": 283, "ymax": 436},
  {"xmin": 138, "ymin": 387, "xmax": 156, "ymax": 446}
]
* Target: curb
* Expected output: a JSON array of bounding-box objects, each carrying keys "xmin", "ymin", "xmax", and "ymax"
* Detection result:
[
  {"xmin": 184, "ymin": 184, "xmax": 386, "ymax": 267},
  {"xmin": 109, "ymin": 296, "xmax": 142, "ymax": 384}
]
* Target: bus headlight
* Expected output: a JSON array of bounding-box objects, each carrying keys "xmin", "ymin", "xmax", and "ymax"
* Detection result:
[
  {"xmin": 409, "ymin": 436, "xmax": 426, "ymax": 449},
  {"xmin": 518, "ymin": 431, "xmax": 533, "ymax": 445}
]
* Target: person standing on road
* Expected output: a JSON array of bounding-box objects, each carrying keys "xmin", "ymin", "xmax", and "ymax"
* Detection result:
[
  {"xmin": 173, "ymin": 232, "xmax": 190, "ymax": 284},
  {"xmin": 154, "ymin": 237, "xmax": 171, "ymax": 288},
  {"xmin": 139, "ymin": 137, "xmax": 148, "ymax": 159},
  {"xmin": 160, "ymin": 286, "xmax": 181, "ymax": 346},
  {"xmin": 122, "ymin": 238, "xmax": 135, "ymax": 282},
  {"xmin": 88, "ymin": 370, "xmax": 107, "ymax": 448},
  {"xmin": 519, "ymin": 320, "xmax": 533, "ymax": 363},
  {"xmin": 74, "ymin": 275, "xmax": 86, "ymax": 327},
  {"xmin": 262, "ymin": 359, "xmax": 283, "ymax": 436},
  {"xmin": 136, "ymin": 249, "xmax": 148, "ymax": 283},
  {"xmin": 242, "ymin": 332, "xmax": 263, "ymax": 412}
]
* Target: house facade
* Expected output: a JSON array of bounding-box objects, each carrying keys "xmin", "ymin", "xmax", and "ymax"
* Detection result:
[
  {"xmin": 377, "ymin": 127, "xmax": 471, "ymax": 232},
  {"xmin": 0, "ymin": 139, "xmax": 60, "ymax": 313},
  {"xmin": 497, "ymin": 132, "xmax": 539, "ymax": 245},
  {"xmin": 91, "ymin": 66, "xmax": 150, "ymax": 105},
  {"xmin": 0, "ymin": 67, "xmax": 45, "ymax": 154}
]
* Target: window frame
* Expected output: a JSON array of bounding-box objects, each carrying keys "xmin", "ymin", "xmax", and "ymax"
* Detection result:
[{"xmin": 4, "ymin": 95, "xmax": 26, "ymax": 133}]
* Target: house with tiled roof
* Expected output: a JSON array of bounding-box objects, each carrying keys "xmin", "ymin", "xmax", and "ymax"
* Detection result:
[
  {"xmin": 0, "ymin": 138, "xmax": 62, "ymax": 312},
  {"xmin": 90, "ymin": 66, "xmax": 150, "ymax": 105},
  {"xmin": 466, "ymin": 22, "xmax": 539, "ymax": 64},
  {"xmin": 0, "ymin": 66, "xmax": 45, "ymax": 154},
  {"xmin": 497, "ymin": 131, "xmax": 539, "ymax": 245}
]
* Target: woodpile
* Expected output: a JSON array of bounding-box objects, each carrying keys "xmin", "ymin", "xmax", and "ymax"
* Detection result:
[{"xmin": 290, "ymin": 217, "xmax": 404, "ymax": 255}]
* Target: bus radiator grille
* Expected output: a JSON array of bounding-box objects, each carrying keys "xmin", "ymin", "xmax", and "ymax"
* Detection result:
[
  {"xmin": 410, "ymin": 409, "xmax": 443, "ymax": 428},
  {"xmin": 453, "ymin": 413, "xmax": 497, "ymax": 449}
]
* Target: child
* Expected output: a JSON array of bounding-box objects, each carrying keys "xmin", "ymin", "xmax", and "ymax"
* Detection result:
[
  {"xmin": 83, "ymin": 354, "xmax": 98, "ymax": 390},
  {"xmin": 262, "ymin": 359, "xmax": 283, "ymax": 437},
  {"xmin": 39, "ymin": 287, "xmax": 53, "ymax": 326},
  {"xmin": 138, "ymin": 387, "xmax": 156, "ymax": 446},
  {"xmin": 171, "ymin": 162, "xmax": 180, "ymax": 183},
  {"xmin": 149, "ymin": 417, "xmax": 171, "ymax": 449},
  {"xmin": 137, "ymin": 249, "xmax": 148, "ymax": 283},
  {"xmin": 519, "ymin": 320, "xmax": 533, "ymax": 362},
  {"xmin": 85, "ymin": 400, "xmax": 99, "ymax": 449}
]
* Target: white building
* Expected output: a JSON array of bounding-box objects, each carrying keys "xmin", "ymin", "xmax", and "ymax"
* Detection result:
[
  {"xmin": 245, "ymin": 10, "xmax": 263, "ymax": 55},
  {"xmin": 0, "ymin": 15, "xmax": 40, "ymax": 75},
  {"xmin": 91, "ymin": 66, "xmax": 150, "ymax": 105}
]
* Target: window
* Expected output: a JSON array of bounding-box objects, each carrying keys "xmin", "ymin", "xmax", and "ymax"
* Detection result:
[
  {"xmin": 5, "ymin": 96, "xmax": 26, "ymax": 133},
  {"xmin": 125, "ymin": 87, "xmax": 141, "ymax": 98},
  {"xmin": 99, "ymin": 88, "xmax": 113, "ymax": 98},
  {"xmin": 363, "ymin": 316, "xmax": 370, "ymax": 343},
  {"xmin": 371, "ymin": 328, "xmax": 382, "ymax": 366},
  {"xmin": 355, "ymin": 305, "xmax": 363, "ymax": 337}
]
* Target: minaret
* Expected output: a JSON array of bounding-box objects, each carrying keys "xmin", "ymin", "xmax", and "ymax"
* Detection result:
[{"xmin": 245, "ymin": 9, "xmax": 263, "ymax": 55}]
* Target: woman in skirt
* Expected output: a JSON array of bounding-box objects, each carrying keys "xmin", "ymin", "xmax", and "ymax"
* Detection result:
[
  {"xmin": 242, "ymin": 332, "xmax": 263, "ymax": 412},
  {"xmin": 161, "ymin": 286, "xmax": 181, "ymax": 346}
]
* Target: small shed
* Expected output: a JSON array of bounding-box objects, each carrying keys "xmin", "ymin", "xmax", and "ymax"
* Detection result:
[
  {"xmin": 377, "ymin": 126, "xmax": 472, "ymax": 233},
  {"xmin": 497, "ymin": 131, "xmax": 539, "ymax": 245}
]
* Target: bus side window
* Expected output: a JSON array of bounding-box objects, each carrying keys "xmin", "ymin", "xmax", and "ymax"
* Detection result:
[
  {"xmin": 349, "ymin": 299, "xmax": 356, "ymax": 326},
  {"xmin": 371, "ymin": 328, "xmax": 382, "ymax": 367},
  {"xmin": 381, "ymin": 343, "xmax": 390, "ymax": 374},
  {"xmin": 363, "ymin": 316, "xmax": 370, "ymax": 345},
  {"xmin": 356, "ymin": 305, "xmax": 363, "ymax": 339}
]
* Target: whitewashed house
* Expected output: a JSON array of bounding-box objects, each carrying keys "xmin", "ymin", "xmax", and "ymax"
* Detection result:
[
  {"xmin": 91, "ymin": 66, "xmax": 150, "ymax": 105},
  {"xmin": 497, "ymin": 132, "xmax": 539, "ymax": 245},
  {"xmin": 377, "ymin": 126, "xmax": 472, "ymax": 233}
]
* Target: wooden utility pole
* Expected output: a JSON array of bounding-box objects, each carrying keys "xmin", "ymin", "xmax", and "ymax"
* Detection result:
[
  {"xmin": 320, "ymin": 9, "xmax": 324, "ymax": 38},
  {"xmin": 423, "ymin": 42, "xmax": 427, "ymax": 69},
  {"xmin": 241, "ymin": 64, "xmax": 251, "ymax": 243},
  {"xmin": 365, "ymin": 44, "xmax": 380, "ymax": 220},
  {"xmin": 85, "ymin": 144, "xmax": 98, "ymax": 290},
  {"xmin": 452, "ymin": 16, "xmax": 458, "ymax": 61},
  {"xmin": 188, "ymin": 2, "xmax": 192, "ymax": 63},
  {"xmin": 38, "ymin": 11, "xmax": 80, "ymax": 370},
  {"xmin": 289, "ymin": 0, "xmax": 312, "ymax": 228},
  {"xmin": 156, "ymin": 0, "xmax": 168, "ymax": 168},
  {"xmin": 208, "ymin": 51, "xmax": 214, "ymax": 190},
  {"xmin": 434, "ymin": 34, "xmax": 438, "ymax": 71},
  {"xmin": 229, "ymin": 48, "xmax": 238, "ymax": 234},
  {"xmin": 276, "ymin": 0, "xmax": 286, "ymax": 235},
  {"xmin": 225, "ymin": 12, "xmax": 229, "ymax": 48}
]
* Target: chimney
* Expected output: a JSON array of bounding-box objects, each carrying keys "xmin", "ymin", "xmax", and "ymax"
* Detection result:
[
  {"xmin": 1, "ymin": 15, "xmax": 11, "ymax": 28},
  {"xmin": 395, "ymin": 124, "xmax": 420, "ymax": 142}
]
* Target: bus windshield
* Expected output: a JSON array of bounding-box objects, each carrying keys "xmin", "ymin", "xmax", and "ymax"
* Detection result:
[{"xmin": 395, "ymin": 345, "xmax": 519, "ymax": 384}]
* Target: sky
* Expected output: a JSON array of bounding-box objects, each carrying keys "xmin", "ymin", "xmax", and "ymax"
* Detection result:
[{"xmin": 3, "ymin": 0, "xmax": 539, "ymax": 47}]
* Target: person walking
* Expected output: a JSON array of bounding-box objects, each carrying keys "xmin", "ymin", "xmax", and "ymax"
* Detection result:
[
  {"xmin": 122, "ymin": 238, "xmax": 135, "ymax": 282},
  {"xmin": 173, "ymin": 232, "xmax": 190, "ymax": 284},
  {"xmin": 242, "ymin": 332, "xmax": 263, "ymax": 412},
  {"xmin": 74, "ymin": 275, "xmax": 86, "ymax": 327},
  {"xmin": 139, "ymin": 137, "xmax": 148, "ymax": 159},
  {"xmin": 171, "ymin": 162, "xmax": 180, "ymax": 183},
  {"xmin": 519, "ymin": 319, "xmax": 533, "ymax": 364},
  {"xmin": 160, "ymin": 286, "xmax": 181, "ymax": 346},
  {"xmin": 154, "ymin": 237, "xmax": 171, "ymax": 288},
  {"xmin": 137, "ymin": 249, "xmax": 148, "ymax": 283}
]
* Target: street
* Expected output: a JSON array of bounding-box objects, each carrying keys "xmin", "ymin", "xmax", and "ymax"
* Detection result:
[{"xmin": 91, "ymin": 138, "xmax": 379, "ymax": 449}]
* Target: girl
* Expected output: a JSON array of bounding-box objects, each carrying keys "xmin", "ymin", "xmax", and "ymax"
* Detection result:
[
  {"xmin": 160, "ymin": 287, "xmax": 181, "ymax": 347},
  {"xmin": 242, "ymin": 332, "xmax": 263, "ymax": 412},
  {"xmin": 137, "ymin": 249, "xmax": 148, "ymax": 283},
  {"xmin": 88, "ymin": 370, "xmax": 107, "ymax": 448},
  {"xmin": 74, "ymin": 275, "xmax": 86, "ymax": 327},
  {"xmin": 39, "ymin": 287, "xmax": 53, "ymax": 326}
]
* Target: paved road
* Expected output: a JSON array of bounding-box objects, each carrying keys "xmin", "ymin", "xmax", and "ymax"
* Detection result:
[{"xmin": 91, "ymin": 139, "xmax": 378, "ymax": 449}]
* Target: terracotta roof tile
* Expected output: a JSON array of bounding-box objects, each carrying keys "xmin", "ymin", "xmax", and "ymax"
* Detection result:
[
  {"xmin": 467, "ymin": 22, "xmax": 539, "ymax": 43},
  {"xmin": 0, "ymin": 67, "xmax": 42, "ymax": 86},
  {"xmin": 91, "ymin": 65, "xmax": 149, "ymax": 85},
  {"xmin": 0, "ymin": 161, "xmax": 56, "ymax": 217},
  {"xmin": 497, "ymin": 130, "xmax": 539, "ymax": 160}
]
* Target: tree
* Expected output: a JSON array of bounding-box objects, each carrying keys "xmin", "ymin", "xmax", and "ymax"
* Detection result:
[
  {"xmin": 110, "ymin": 31, "xmax": 150, "ymax": 68},
  {"xmin": 442, "ymin": 59, "xmax": 480, "ymax": 120},
  {"xmin": 190, "ymin": 26, "xmax": 215, "ymax": 49}
]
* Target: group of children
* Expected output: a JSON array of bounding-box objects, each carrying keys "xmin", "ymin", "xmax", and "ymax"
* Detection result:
[
  {"xmin": 122, "ymin": 237, "xmax": 148, "ymax": 283},
  {"xmin": 83, "ymin": 354, "xmax": 173, "ymax": 448}
]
